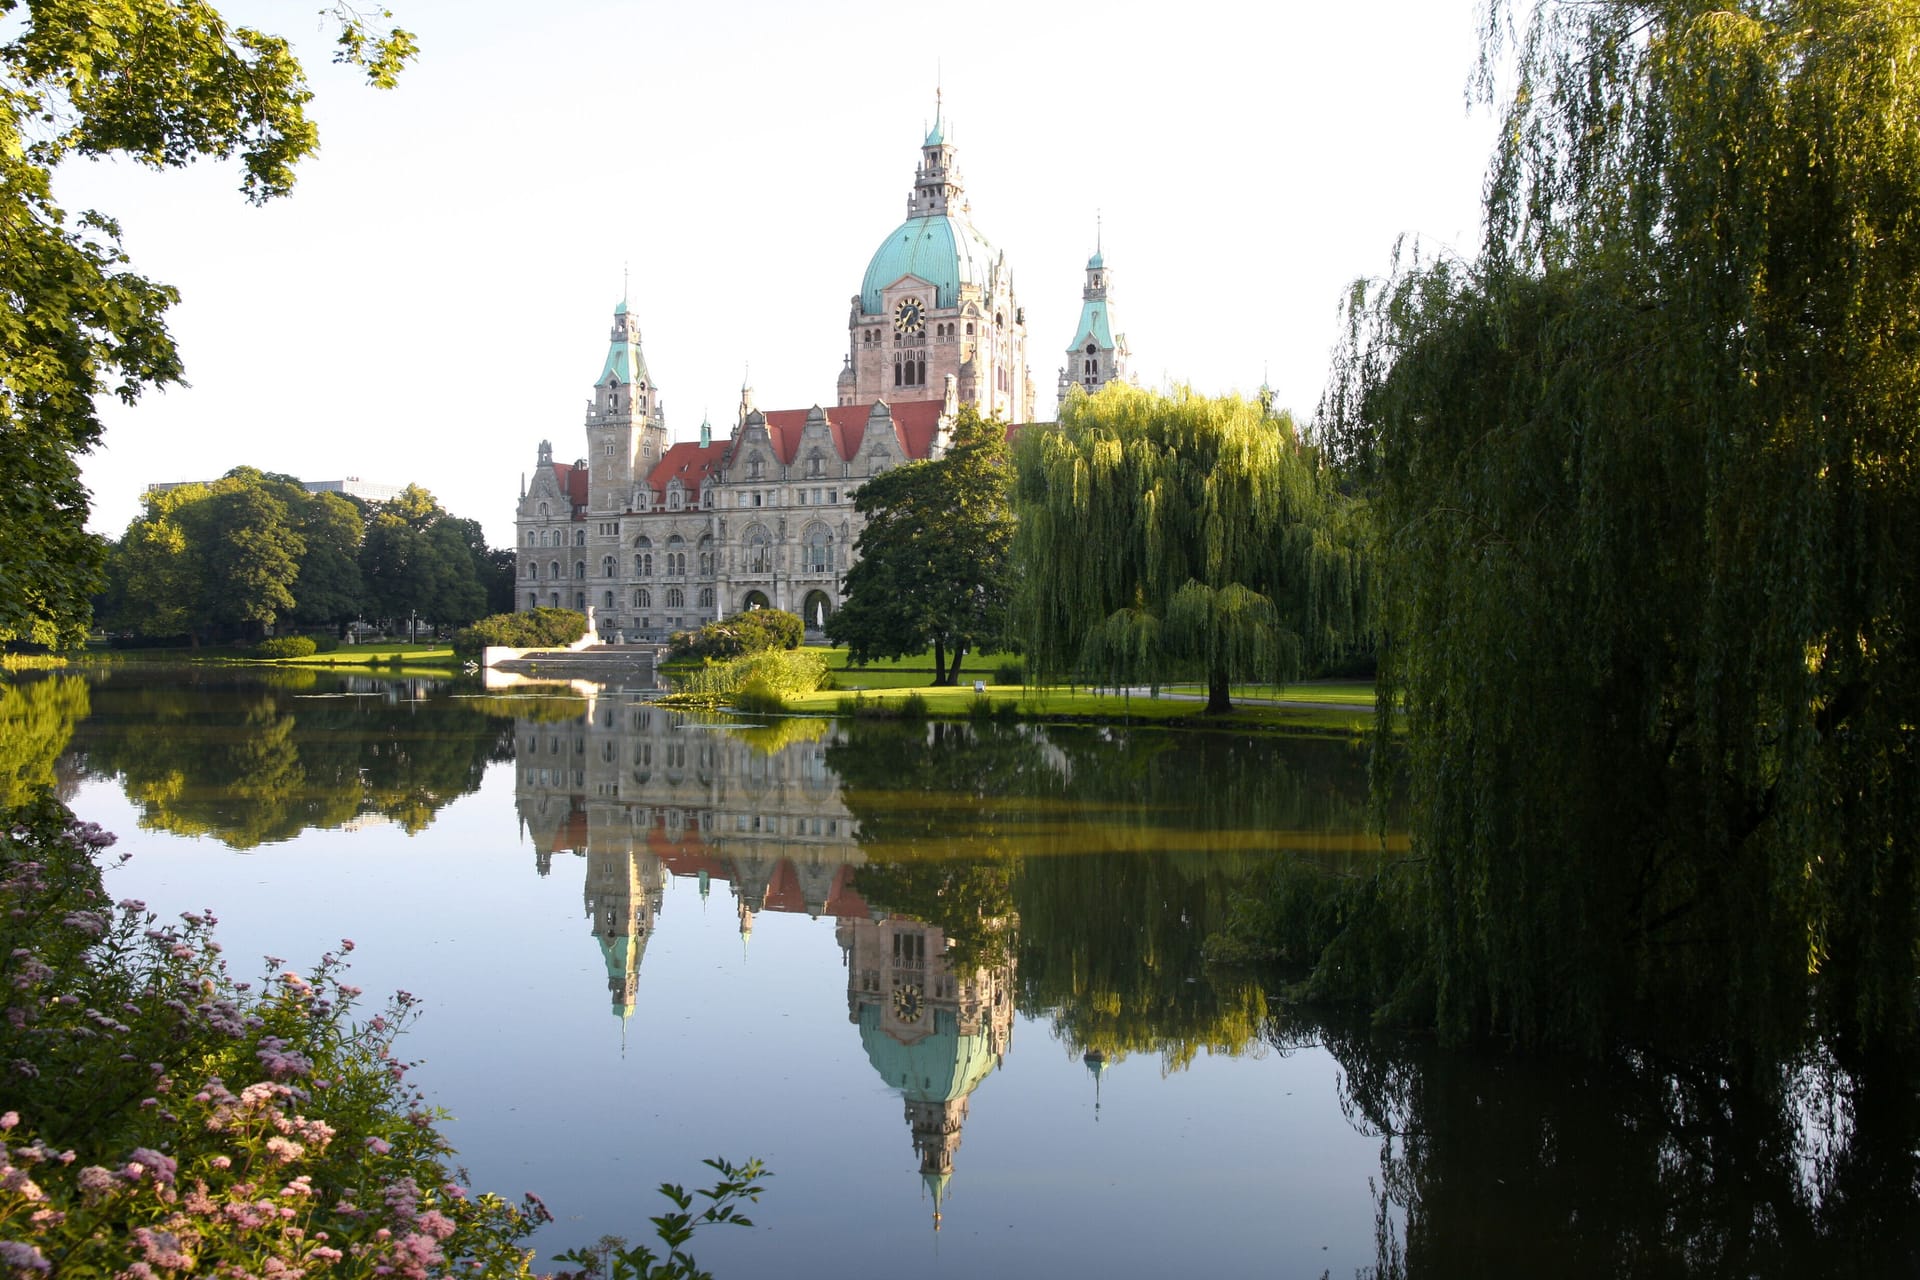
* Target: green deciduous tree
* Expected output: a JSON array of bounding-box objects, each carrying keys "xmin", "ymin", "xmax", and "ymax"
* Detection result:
[
  {"xmin": 0, "ymin": 1, "xmax": 414, "ymax": 646},
  {"xmin": 358, "ymin": 486, "xmax": 490, "ymax": 635},
  {"xmin": 1013, "ymin": 385, "xmax": 1358, "ymax": 713},
  {"xmin": 1324, "ymin": 0, "xmax": 1920, "ymax": 1051},
  {"xmin": 290, "ymin": 490, "xmax": 366, "ymax": 634},
  {"xmin": 828, "ymin": 406, "xmax": 1014, "ymax": 685}
]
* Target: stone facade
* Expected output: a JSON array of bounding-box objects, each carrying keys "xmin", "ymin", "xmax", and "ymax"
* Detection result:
[{"xmin": 513, "ymin": 109, "xmax": 1035, "ymax": 641}]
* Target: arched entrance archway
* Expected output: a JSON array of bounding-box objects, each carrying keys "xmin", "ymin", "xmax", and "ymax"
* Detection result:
[
  {"xmin": 741, "ymin": 590, "xmax": 771, "ymax": 611},
  {"xmin": 801, "ymin": 590, "xmax": 833, "ymax": 632}
]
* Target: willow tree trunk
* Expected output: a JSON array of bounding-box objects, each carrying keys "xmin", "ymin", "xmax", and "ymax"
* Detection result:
[{"xmin": 1207, "ymin": 668, "xmax": 1232, "ymax": 714}]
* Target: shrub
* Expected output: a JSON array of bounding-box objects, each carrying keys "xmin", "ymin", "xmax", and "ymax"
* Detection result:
[
  {"xmin": 0, "ymin": 792, "xmax": 548, "ymax": 1278},
  {"xmin": 452, "ymin": 608, "xmax": 588, "ymax": 660},
  {"xmin": 993, "ymin": 660, "xmax": 1024, "ymax": 686},
  {"xmin": 899, "ymin": 691, "xmax": 928, "ymax": 719},
  {"xmin": 670, "ymin": 649, "xmax": 827, "ymax": 707},
  {"xmin": 253, "ymin": 635, "xmax": 316, "ymax": 659},
  {"xmin": 666, "ymin": 609, "xmax": 803, "ymax": 662},
  {"xmin": 311, "ymin": 634, "xmax": 341, "ymax": 654},
  {"xmin": 730, "ymin": 680, "xmax": 789, "ymax": 715}
]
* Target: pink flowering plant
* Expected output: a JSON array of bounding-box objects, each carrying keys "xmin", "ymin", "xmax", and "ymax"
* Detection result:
[{"xmin": 0, "ymin": 792, "xmax": 550, "ymax": 1277}]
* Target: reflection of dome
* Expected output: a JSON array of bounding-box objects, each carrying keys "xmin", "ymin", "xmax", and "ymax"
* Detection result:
[
  {"xmin": 860, "ymin": 215, "xmax": 999, "ymax": 314},
  {"xmin": 858, "ymin": 1004, "xmax": 998, "ymax": 1101}
]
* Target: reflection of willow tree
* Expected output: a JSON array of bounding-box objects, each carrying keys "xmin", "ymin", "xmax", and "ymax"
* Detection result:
[
  {"xmin": 1287, "ymin": 1011, "xmax": 1920, "ymax": 1278},
  {"xmin": 71, "ymin": 674, "xmax": 513, "ymax": 847},
  {"xmin": 830, "ymin": 720, "xmax": 1388, "ymax": 1067},
  {"xmin": 1018, "ymin": 850, "xmax": 1268, "ymax": 1071},
  {"xmin": 0, "ymin": 676, "xmax": 90, "ymax": 807}
]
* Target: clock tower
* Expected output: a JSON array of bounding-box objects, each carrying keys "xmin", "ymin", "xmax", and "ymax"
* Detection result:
[{"xmin": 845, "ymin": 101, "xmax": 1033, "ymax": 422}]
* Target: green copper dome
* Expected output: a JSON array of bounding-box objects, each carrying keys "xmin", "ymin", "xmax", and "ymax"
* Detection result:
[
  {"xmin": 857, "ymin": 1004, "xmax": 999, "ymax": 1103},
  {"xmin": 861, "ymin": 215, "xmax": 997, "ymax": 314}
]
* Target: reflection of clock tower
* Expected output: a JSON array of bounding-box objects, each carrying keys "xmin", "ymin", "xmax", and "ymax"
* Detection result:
[
  {"xmin": 840, "ymin": 913, "xmax": 1015, "ymax": 1229},
  {"xmin": 842, "ymin": 98, "xmax": 1034, "ymax": 423}
]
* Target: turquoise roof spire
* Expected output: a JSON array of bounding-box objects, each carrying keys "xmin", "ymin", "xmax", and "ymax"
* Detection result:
[
  {"xmin": 598, "ymin": 297, "xmax": 650, "ymax": 387},
  {"xmin": 924, "ymin": 87, "xmax": 944, "ymax": 146}
]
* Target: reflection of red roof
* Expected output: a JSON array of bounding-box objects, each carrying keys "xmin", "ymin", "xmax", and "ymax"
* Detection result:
[
  {"xmin": 759, "ymin": 401, "xmax": 945, "ymax": 465},
  {"xmin": 643, "ymin": 441, "xmax": 729, "ymax": 501},
  {"xmin": 549, "ymin": 463, "xmax": 589, "ymax": 513},
  {"xmin": 539, "ymin": 802, "xmax": 588, "ymax": 855}
]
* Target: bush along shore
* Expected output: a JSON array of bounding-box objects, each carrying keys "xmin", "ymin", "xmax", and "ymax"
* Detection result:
[
  {"xmin": 0, "ymin": 791, "xmax": 550, "ymax": 1277},
  {"xmin": 0, "ymin": 791, "xmax": 769, "ymax": 1279}
]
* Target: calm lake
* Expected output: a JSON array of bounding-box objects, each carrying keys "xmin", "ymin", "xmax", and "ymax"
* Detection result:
[{"xmin": 16, "ymin": 668, "xmax": 1918, "ymax": 1278}]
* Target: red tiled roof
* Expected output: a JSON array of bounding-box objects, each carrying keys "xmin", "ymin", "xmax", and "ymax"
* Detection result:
[
  {"xmin": 758, "ymin": 400, "xmax": 946, "ymax": 465},
  {"xmin": 550, "ymin": 463, "xmax": 589, "ymax": 512},
  {"xmin": 642, "ymin": 441, "xmax": 728, "ymax": 498}
]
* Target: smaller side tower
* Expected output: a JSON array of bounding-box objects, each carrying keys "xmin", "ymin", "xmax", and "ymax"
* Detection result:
[
  {"xmin": 586, "ymin": 298, "xmax": 667, "ymax": 513},
  {"xmin": 1057, "ymin": 234, "xmax": 1130, "ymax": 407}
]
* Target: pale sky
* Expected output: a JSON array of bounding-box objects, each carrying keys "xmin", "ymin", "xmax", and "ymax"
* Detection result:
[{"xmin": 62, "ymin": 0, "xmax": 1500, "ymax": 547}]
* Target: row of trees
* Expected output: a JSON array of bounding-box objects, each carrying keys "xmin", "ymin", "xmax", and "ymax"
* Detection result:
[{"xmin": 97, "ymin": 469, "xmax": 513, "ymax": 643}]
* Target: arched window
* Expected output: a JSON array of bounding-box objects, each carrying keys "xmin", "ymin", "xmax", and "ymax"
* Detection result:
[
  {"xmin": 697, "ymin": 534, "xmax": 715, "ymax": 576},
  {"xmin": 538, "ymin": 502, "xmax": 550, "ymax": 519},
  {"xmin": 549, "ymin": 560, "xmax": 561, "ymax": 580},
  {"xmin": 635, "ymin": 553, "xmax": 652, "ymax": 576},
  {"xmin": 746, "ymin": 455, "xmax": 764, "ymax": 479},
  {"xmin": 635, "ymin": 588, "xmax": 651, "ymax": 608},
  {"xmin": 527, "ymin": 592, "xmax": 537, "ymax": 609},
  {"xmin": 804, "ymin": 524, "xmax": 832, "ymax": 573},
  {"xmin": 574, "ymin": 561, "xmax": 586, "ymax": 580},
  {"xmin": 746, "ymin": 526, "xmax": 772, "ymax": 574},
  {"xmin": 550, "ymin": 592, "xmax": 560, "ymax": 607},
  {"xmin": 524, "ymin": 530, "xmax": 535, "ymax": 546},
  {"xmin": 667, "ymin": 482, "xmax": 684, "ymax": 511},
  {"xmin": 666, "ymin": 587, "xmax": 685, "ymax": 609},
  {"xmin": 666, "ymin": 535, "xmax": 686, "ymax": 576},
  {"xmin": 698, "ymin": 587, "xmax": 714, "ymax": 609},
  {"xmin": 574, "ymin": 592, "xmax": 585, "ymax": 610},
  {"xmin": 603, "ymin": 590, "xmax": 614, "ymax": 608},
  {"xmin": 807, "ymin": 450, "xmax": 824, "ymax": 477},
  {"xmin": 601, "ymin": 555, "xmax": 615, "ymax": 578},
  {"xmin": 574, "ymin": 529, "xmax": 586, "ymax": 547}
]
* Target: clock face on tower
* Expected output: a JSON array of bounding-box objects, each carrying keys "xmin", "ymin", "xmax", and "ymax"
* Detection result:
[
  {"xmin": 893, "ymin": 297, "xmax": 925, "ymax": 334},
  {"xmin": 892, "ymin": 982, "xmax": 924, "ymax": 1024}
]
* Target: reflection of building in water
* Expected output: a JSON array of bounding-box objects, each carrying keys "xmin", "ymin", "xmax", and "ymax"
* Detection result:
[
  {"xmin": 514, "ymin": 698, "xmax": 1013, "ymax": 1222},
  {"xmin": 840, "ymin": 915, "xmax": 1014, "ymax": 1229},
  {"xmin": 516, "ymin": 696, "xmax": 866, "ymax": 1019}
]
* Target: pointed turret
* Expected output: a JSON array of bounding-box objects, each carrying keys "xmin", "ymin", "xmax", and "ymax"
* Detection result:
[
  {"xmin": 909, "ymin": 93, "xmax": 964, "ymax": 218},
  {"xmin": 586, "ymin": 296, "xmax": 667, "ymax": 513},
  {"xmin": 1058, "ymin": 231, "xmax": 1131, "ymax": 405}
]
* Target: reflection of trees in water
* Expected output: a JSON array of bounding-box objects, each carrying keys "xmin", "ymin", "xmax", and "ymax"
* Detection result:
[
  {"xmin": 1280, "ymin": 1011, "xmax": 1920, "ymax": 1278},
  {"xmin": 0, "ymin": 675, "xmax": 90, "ymax": 808},
  {"xmin": 832, "ymin": 721, "xmax": 1388, "ymax": 1069},
  {"xmin": 69, "ymin": 672, "xmax": 514, "ymax": 847}
]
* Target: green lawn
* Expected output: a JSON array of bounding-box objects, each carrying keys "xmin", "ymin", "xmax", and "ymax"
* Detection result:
[
  {"xmin": 1155, "ymin": 680, "xmax": 1378, "ymax": 705},
  {"xmin": 273, "ymin": 643, "xmax": 457, "ymax": 668},
  {"xmin": 781, "ymin": 681, "xmax": 1373, "ymax": 734}
]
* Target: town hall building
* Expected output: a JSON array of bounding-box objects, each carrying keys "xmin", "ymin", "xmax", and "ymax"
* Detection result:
[{"xmin": 514, "ymin": 106, "xmax": 1129, "ymax": 641}]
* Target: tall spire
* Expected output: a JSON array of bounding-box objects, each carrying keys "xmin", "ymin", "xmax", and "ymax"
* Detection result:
[{"xmin": 911, "ymin": 95, "xmax": 962, "ymax": 217}]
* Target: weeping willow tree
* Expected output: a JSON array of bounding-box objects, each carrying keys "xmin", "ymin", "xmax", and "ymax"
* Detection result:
[
  {"xmin": 1325, "ymin": 1, "xmax": 1920, "ymax": 1051},
  {"xmin": 1012, "ymin": 385, "xmax": 1359, "ymax": 713}
]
